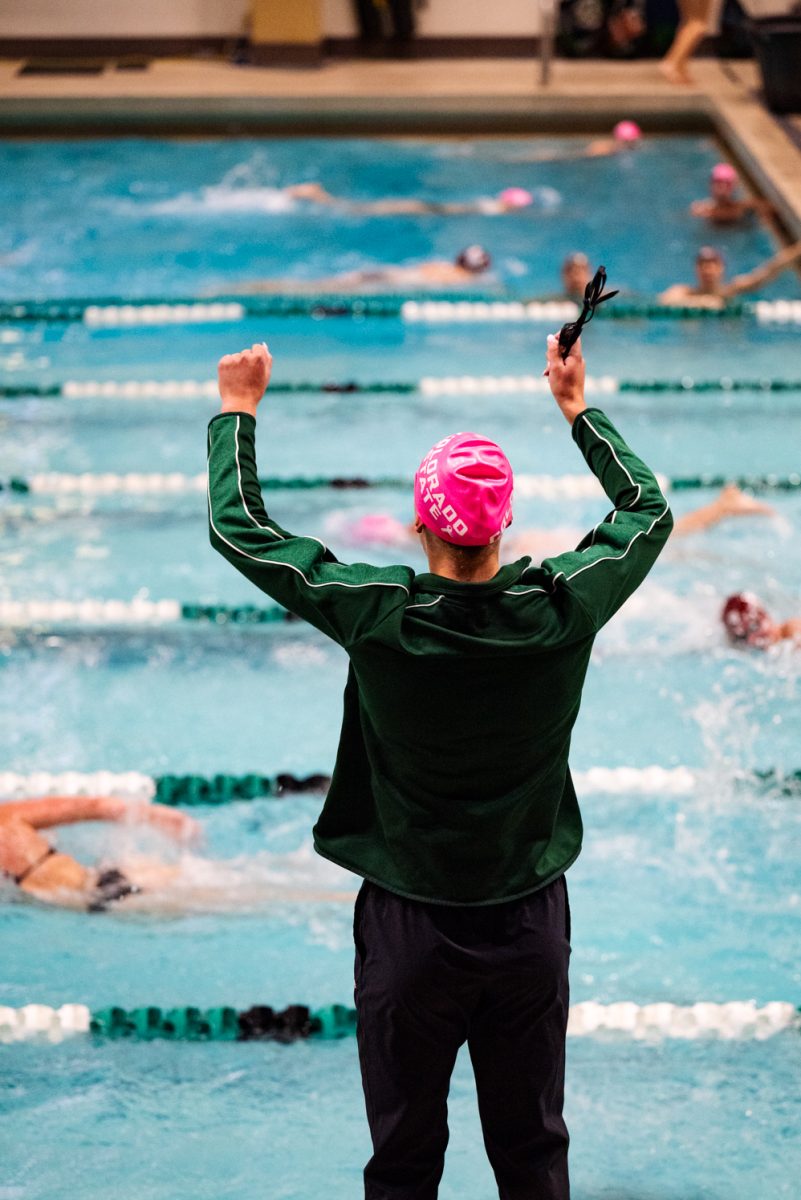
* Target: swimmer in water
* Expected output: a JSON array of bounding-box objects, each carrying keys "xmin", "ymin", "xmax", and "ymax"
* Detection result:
[
  {"xmin": 285, "ymin": 183, "xmax": 536, "ymax": 216},
  {"xmin": 690, "ymin": 164, "xmax": 773, "ymax": 227},
  {"xmin": 721, "ymin": 593, "xmax": 801, "ymax": 650},
  {"xmin": 585, "ymin": 120, "xmax": 643, "ymax": 158},
  {"xmin": 561, "ymin": 252, "xmax": 591, "ymax": 302},
  {"xmin": 509, "ymin": 122, "xmax": 642, "ymax": 162},
  {"xmin": 0, "ymin": 794, "xmax": 354, "ymax": 912},
  {"xmin": 660, "ymin": 242, "xmax": 801, "ymax": 310},
  {"xmin": 228, "ymin": 244, "xmax": 492, "ymax": 294},
  {"xmin": 332, "ymin": 485, "xmax": 773, "ymax": 561}
]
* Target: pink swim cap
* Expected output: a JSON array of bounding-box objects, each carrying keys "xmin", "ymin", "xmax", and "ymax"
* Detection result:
[
  {"xmin": 613, "ymin": 120, "xmax": 642, "ymax": 143},
  {"xmin": 711, "ymin": 162, "xmax": 738, "ymax": 184},
  {"xmin": 350, "ymin": 513, "xmax": 410, "ymax": 547},
  {"xmin": 414, "ymin": 432, "xmax": 513, "ymax": 547},
  {"xmin": 497, "ymin": 187, "xmax": 534, "ymax": 209}
]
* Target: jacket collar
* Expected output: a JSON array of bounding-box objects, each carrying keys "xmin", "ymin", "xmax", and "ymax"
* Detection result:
[{"xmin": 413, "ymin": 558, "xmax": 532, "ymax": 597}]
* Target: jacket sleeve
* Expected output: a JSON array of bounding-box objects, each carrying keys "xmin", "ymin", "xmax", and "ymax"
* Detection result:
[
  {"xmin": 540, "ymin": 407, "xmax": 673, "ymax": 632},
  {"xmin": 207, "ymin": 411, "xmax": 412, "ymax": 647}
]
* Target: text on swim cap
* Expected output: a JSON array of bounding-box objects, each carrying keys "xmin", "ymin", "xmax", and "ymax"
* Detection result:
[{"xmin": 418, "ymin": 446, "xmax": 470, "ymax": 538}]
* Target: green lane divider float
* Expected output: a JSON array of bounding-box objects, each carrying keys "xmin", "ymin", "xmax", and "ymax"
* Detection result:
[
  {"xmin": 154, "ymin": 771, "xmax": 331, "ymax": 805},
  {"xmin": 180, "ymin": 603, "xmax": 295, "ymax": 624},
  {"xmin": 670, "ymin": 474, "xmax": 801, "ymax": 492},
  {"xmin": 90, "ymin": 1003, "xmax": 357, "ymax": 1042}
]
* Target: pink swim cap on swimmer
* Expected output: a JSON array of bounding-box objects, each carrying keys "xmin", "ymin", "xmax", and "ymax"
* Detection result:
[
  {"xmin": 613, "ymin": 120, "xmax": 642, "ymax": 143},
  {"xmin": 721, "ymin": 592, "xmax": 773, "ymax": 649},
  {"xmin": 350, "ymin": 513, "xmax": 410, "ymax": 547},
  {"xmin": 414, "ymin": 432, "xmax": 514, "ymax": 546},
  {"xmin": 497, "ymin": 187, "xmax": 534, "ymax": 209},
  {"xmin": 711, "ymin": 162, "xmax": 738, "ymax": 184}
]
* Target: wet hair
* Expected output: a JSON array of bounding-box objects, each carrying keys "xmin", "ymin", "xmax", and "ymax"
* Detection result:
[{"xmin": 455, "ymin": 245, "xmax": 492, "ymax": 274}]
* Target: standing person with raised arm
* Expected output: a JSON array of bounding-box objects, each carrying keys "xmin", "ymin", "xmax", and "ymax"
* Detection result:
[{"xmin": 207, "ymin": 334, "xmax": 673, "ymax": 1200}]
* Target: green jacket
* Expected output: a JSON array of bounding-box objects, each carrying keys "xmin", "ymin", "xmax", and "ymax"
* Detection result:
[{"xmin": 208, "ymin": 407, "xmax": 672, "ymax": 904}]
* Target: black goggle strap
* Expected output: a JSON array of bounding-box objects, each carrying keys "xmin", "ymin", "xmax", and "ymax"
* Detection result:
[{"xmin": 559, "ymin": 265, "xmax": 618, "ymax": 358}]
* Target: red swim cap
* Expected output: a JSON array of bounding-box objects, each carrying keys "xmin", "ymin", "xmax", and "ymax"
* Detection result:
[
  {"xmin": 721, "ymin": 592, "xmax": 773, "ymax": 649},
  {"xmin": 414, "ymin": 432, "xmax": 514, "ymax": 547}
]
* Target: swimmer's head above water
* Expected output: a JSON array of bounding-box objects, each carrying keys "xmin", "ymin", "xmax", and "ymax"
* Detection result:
[
  {"xmin": 455, "ymin": 245, "xmax": 492, "ymax": 274},
  {"xmin": 414, "ymin": 432, "xmax": 514, "ymax": 547},
  {"xmin": 613, "ymin": 120, "xmax": 642, "ymax": 146},
  {"xmin": 561, "ymin": 252, "xmax": 591, "ymax": 300},
  {"xmin": 496, "ymin": 187, "xmax": 535, "ymax": 210},
  {"xmin": 710, "ymin": 162, "xmax": 738, "ymax": 198},
  {"xmin": 721, "ymin": 592, "xmax": 775, "ymax": 649},
  {"xmin": 695, "ymin": 245, "xmax": 725, "ymax": 291}
]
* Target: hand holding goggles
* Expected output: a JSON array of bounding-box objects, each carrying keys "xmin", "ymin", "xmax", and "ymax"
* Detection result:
[{"xmin": 558, "ymin": 265, "xmax": 618, "ymax": 361}]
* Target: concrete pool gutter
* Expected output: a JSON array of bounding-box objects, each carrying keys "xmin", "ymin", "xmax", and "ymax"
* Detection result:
[{"xmin": 1, "ymin": 56, "xmax": 800, "ymax": 243}]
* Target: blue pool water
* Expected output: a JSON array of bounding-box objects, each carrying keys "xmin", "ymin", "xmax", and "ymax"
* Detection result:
[
  {"xmin": 1, "ymin": 136, "xmax": 801, "ymax": 1200},
  {"xmin": 1, "ymin": 135, "xmax": 799, "ymax": 300}
]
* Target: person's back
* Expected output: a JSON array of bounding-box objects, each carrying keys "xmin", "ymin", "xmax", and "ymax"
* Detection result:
[
  {"xmin": 207, "ymin": 334, "xmax": 672, "ymax": 1198},
  {"xmin": 321, "ymin": 574, "xmax": 593, "ymax": 901}
]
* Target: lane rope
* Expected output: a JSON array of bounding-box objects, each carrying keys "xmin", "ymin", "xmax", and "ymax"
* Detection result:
[
  {"xmin": 4, "ymin": 375, "xmax": 801, "ymax": 402},
  {"xmin": 2, "ymin": 295, "xmax": 801, "ymax": 327},
  {"xmin": 0, "ymin": 599, "xmax": 293, "ymax": 628},
  {"xmin": 4, "ymin": 471, "xmax": 801, "ymax": 498},
  {"xmin": 0, "ymin": 1001, "xmax": 797, "ymax": 1043},
  {"xmin": 2, "ymin": 766, "xmax": 800, "ymax": 803}
]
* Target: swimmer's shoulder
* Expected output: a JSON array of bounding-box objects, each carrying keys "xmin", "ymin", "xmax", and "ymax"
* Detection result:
[
  {"xmin": 660, "ymin": 285, "xmax": 723, "ymax": 310},
  {"xmin": 659, "ymin": 283, "xmax": 694, "ymax": 306}
]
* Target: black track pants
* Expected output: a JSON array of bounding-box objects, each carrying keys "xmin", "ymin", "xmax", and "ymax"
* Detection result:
[{"xmin": 353, "ymin": 876, "xmax": 571, "ymax": 1200}]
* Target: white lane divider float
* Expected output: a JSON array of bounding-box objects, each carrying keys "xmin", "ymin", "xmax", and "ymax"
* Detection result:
[
  {"xmin": 62, "ymin": 380, "xmax": 219, "ymax": 399},
  {"xmin": 753, "ymin": 300, "xmax": 801, "ymax": 324},
  {"xmin": 419, "ymin": 374, "xmax": 618, "ymax": 396},
  {"xmin": 0, "ymin": 771, "xmax": 155, "ymax": 800},
  {"xmin": 82, "ymin": 302, "xmax": 245, "ymax": 328},
  {"xmin": 403, "ymin": 300, "xmax": 580, "ymax": 323},
  {"xmin": 25, "ymin": 472, "xmax": 208, "ymax": 496},
  {"xmin": 0, "ymin": 1005, "xmax": 92, "ymax": 1043},
  {"xmin": 566, "ymin": 1000, "xmax": 799, "ymax": 1040},
  {"xmin": 0, "ymin": 1001, "xmax": 796, "ymax": 1044},
  {"xmin": 404, "ymin": 299, "xmax": 801, "ymax": 325},
  {"xmin": 0, "ymin": 598, "xmax": 182, "ymax": 626}
]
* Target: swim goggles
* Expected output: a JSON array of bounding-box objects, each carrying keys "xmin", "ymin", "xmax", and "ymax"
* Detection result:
[{"xmin": 558, "ymin": 264, "xmax": 618, "ymax": 361}]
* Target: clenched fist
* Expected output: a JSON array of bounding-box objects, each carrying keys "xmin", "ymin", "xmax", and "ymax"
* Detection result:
[
  {"xmin": 543, "ymin": 333, "xmax": 587, "ymax": 426},
  {"xmin": 218, "ymin": 342, "xmax": 272, "ymax": 416}
]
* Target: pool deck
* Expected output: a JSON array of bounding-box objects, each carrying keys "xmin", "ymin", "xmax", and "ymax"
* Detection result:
[{"xmin": 1, "ymin": 54, "xmax": 800, "ymax": 239}]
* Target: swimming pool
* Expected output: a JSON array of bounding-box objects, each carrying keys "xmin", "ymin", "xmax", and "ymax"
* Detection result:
[{"xmin": 2, "ymin": 135, "xmax": 801, "ymax": 1200}]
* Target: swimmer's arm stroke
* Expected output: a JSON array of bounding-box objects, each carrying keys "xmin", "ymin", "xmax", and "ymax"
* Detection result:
[
  {"xmin": 0, "ymin": 796, "xmax": 199, "ymax": 840},
  {"xmin": 720, "ymin": 240, "xmax": 801, "ymax": 299},
  {"xmin": 541, "ymin": 334, "xmax": 673, "ymax": 633},
  {"xmin": 208, "ymin": 343, "xmax": 413, "ymax": 648}
]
